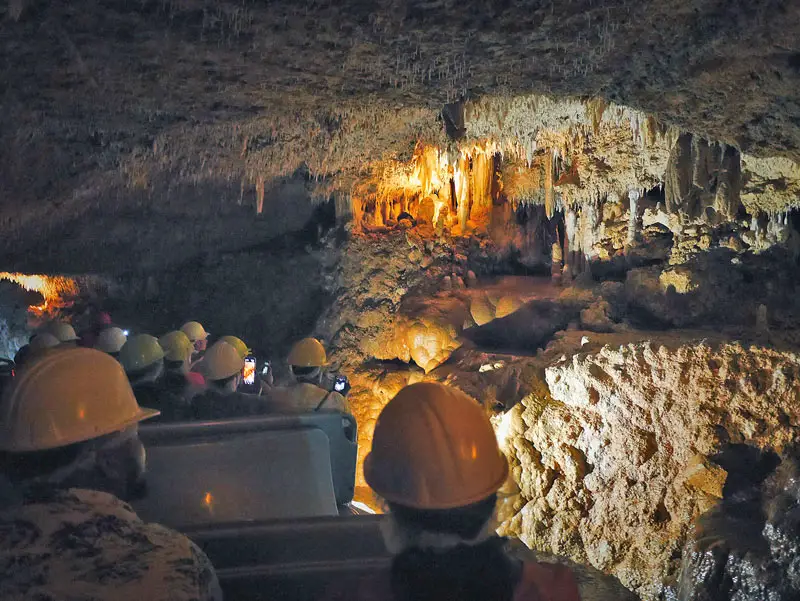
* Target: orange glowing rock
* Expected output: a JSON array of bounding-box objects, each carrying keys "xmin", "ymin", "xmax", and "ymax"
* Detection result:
[{"xmin": 0, "ymin": 273, "xmax": 79, "ymax": 318}]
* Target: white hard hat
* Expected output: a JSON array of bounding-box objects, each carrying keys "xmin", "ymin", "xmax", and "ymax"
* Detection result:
[
  {"xmin": 95, "ymin": 327, "xmax": 128, "ymax": 354},
  {"xmin": 49, "ymin": 322, "xmax": 80, "ymax": 343},
  {"xmin": 29, "ymin": 332, "xmax": 61, "ymax": 351}
]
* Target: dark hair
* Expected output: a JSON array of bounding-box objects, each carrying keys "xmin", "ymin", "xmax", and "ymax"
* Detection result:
[
  {"xmin": 292, "ymin": 365, "xmax": 318, "ymax": 377},
  {"xmin": 388, "ymin": 495, "xmax": 519, "ymax": 601},
  {"xmin": 164, "ymin": 358, "xmax": 184, "ymax": 371},
  {"xmin": 0, "ymin": 441, "xmax": 84, "ymax": 483},
  {"xmin": 0, "ymin": 430, "xmax": 145, "ymax": 502},
  {"xmin": 126, "ymin": 361, "xmax": 161, "ymax": 382}
]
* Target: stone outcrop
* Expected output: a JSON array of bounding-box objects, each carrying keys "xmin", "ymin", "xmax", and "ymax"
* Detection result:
[
  {"xmin": 495, "ymin": 334, "xmax": 800, "ymax": 600},
  {"xmin": 670, "ymin": 450, "xmax": 800, "ymax": 600}
]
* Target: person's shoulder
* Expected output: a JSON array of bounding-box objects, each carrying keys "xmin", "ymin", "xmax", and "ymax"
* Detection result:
[
  {"xmin": 15, "ymin": 486, "xmax": 140, "ymax": 520},
  {"xmin": 507, "ymin": 539, "xmax": 639, "ymax": 601}
]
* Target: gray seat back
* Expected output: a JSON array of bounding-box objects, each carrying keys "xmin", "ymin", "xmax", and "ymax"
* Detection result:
[
  {"xmin": 184, "ymin": 515, "xmax": 391, "ymax": 601},
  {"xmin": 134, "ymin": 413, "xmax": 358, "ymax": 527}
]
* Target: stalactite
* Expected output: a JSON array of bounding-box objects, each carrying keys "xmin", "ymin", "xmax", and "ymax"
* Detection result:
[
  {"xmin": 545, "ymin": 151, "xmax": 554, "ymax": 219},
  {"xmin": 255, "ymin": 177, "xmax": 265, "ymax": 214},
  {"xmin": 469, "ymin": 151, "xmax": 493, "ymax": 224},
  {"xmin": 627, "ymin": 188, "xmax": 641, "ymax": 245},
  {"xmin": 456, "ymin": 154, "xmax": 470, "ymax": 230}
]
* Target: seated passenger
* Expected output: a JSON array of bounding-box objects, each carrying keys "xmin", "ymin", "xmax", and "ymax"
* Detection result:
[
  {"xmin": 268, "ymin": 337, "xmax": 348, "ymax": 413},
  {"xmin": 181, "ymin": 320, "xmax": 210, "ymax": 366},
  {"xmin": 46, "ymin": 321, "xmax": 81, "ymax": 348},
  {"xmin": 78, "ymin": 309, "xmax": 113, "ymax": 348},
  {"xmin": 0, "ymin": 348, "xmax": 222, "ymax": 601},
  {"xmin": 94, "ymin": 326, "xmax": 128, "ymax": 359},
  {"xmin": 191, "ymin": 341, "xmax": 287, "ymax": 419},
  {"xmin": 28, "ymin": 332, "xmax": 61, "ymax": 353},
  {"xmin": 322, "ymin": 382, "xmax": 636, "ymax": 601},
  {"xmin": 119, "ymin": 333, "xmax": 166, "ymax": 406},
  {"xmin": 159, "ymin": 330, "xmax": 206, "ymax": 393}
]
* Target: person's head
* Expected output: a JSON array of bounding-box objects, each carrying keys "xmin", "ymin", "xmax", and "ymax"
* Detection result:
[
  {"xmin": 47, "ymin": 321, "xmax": 81, "ymax": 347},
  {"xmin": 217, "ymin": 335, "xmax": 251, "ymax": 360},
  {"xmin": 201, "ymin": 341, "xmax": 244, "ymax": 393},
  {"xmin": 13, "ymin": 344, "xmax": 31, "ymax": 368},
  {"xmin": 0, "ymin": 348, "xmax": 160, "ymax": 501},
  {"xmin": 29, "ymin": 332, "xmax": 61, "ymax": 353},
  {"xmin": 181, "ymin": 321, "xmax": 209, "ymax": 354},
  {"xmin": 119, "ymin": 334, "xmax": 165, "ymax": 384},
  {"xmin": 364, "ymin": 382, "xmax": 514, "ymax": 601},
  {"xmin": 287, "ymin": 337, "xmax": 327, "ymax": 383},
  {"xmin": 159, "ymin": 330, "xmax": 194, "ymax": 374},
  {"xmin": 366, "ymin": 382, "xmax": 509, "ymax": 539},
  {"xmin": 94, "ymin": 327, "xmax": 127, "ymax": 356}
]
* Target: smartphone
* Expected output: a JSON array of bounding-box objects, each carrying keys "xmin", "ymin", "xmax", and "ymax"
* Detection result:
[
  {"xmin": 242, "ymin": 355, "xmax": 256, "ymax": 386},
  {"xmin": 261, "ymin": 361, "xmax": 271, "ymax": 376},
  {"xmin": 334, "ymin": 375, "xmax": 349, "ymax": 394}
]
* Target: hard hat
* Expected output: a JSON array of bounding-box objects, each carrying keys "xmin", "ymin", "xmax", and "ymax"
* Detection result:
[
  {"xmin": 218, "ymin": 335, "xmax": 251, "ymax": 359},
  {"xmin": 159, "ymin": 330, "xmax": 193, "ymax": 362},
  {"xmin": 201, "ymin": 341, "xmax": 244, "ymax": 381},
  {"xmin": 95, "ymin": 327, "xmax": 127, "ymax": 354},
  {"xmin": 119, "ymin": 334, "xmax": 164, "ymax": 373},
  {"xmin": 49, "ymin": 322, "xmax": 80, "ymax": 343},
  {"xmin": 181, "ymin": 321, "xmax": 209, "ymax": 342},
  {"xmin": 287, "ymin": 338, "xmax": 327, "ymax": 367},
  {"xmin": 0, "ymin": 348, "xmax": 159, "ymax": 452},
  {"xmin": 364, "ymin": 382, "xmax": 509, "ymax": 510},
  {"xmin": 29, "ymin": 332, "xmax": 61, "ymax": 351}
]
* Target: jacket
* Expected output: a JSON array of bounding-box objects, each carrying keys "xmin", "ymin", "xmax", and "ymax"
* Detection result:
[{"xmin": 0, "ymin": 486, "xmax": 222, "ymax": 601}]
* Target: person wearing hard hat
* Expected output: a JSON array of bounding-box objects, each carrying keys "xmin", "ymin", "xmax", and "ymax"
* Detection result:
[
  {"xmin": 191, "ymin": 341, "xmax": 288, "ymax": 419},
  {"xmin": 268, "ymin": 337, "xmax": 348, "ymax": 413},
  {"xmin": 0, "ymin": 348, "xmax": 222, "ymax": 601},
  {"xmin": 157, "ymin": 330, "xmax": 206, "ymax": 412},
  {"xmin": 120, "ymin": 334, "xmax": 165, "ymax": 384},
  {"xmin": 47, "ymin": 321, "xmax": 81, "ymax": 347},
  {"xmin": 181, "ymin": 320, "xmax": 210, "ymax": 364},
  {"xmin": 217, "ymin": 334, "xmax": 273, "ymax": 392},
  {"xmin": 321, "ymin": 382, "xmax": 636, "ymax": 601},
  {"xmin": 78, "ymin": 309, "xmax": 113, "ymax": 348},
  {"xmin": 119, "ymin": 334, "xmax": 167, "ymax": 412},
  {"xmin": 218, "ymin": 335, "xmax": 251, "ymax": 360},
  {"xmin": 94, "ymin": 326, "xmax": 128, "ymax": 358},
  {"xmin": 29, "ymin": 331, "xmax": 62, "ymax": 352}
]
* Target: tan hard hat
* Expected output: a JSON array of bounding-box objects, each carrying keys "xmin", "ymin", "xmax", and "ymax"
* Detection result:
[
  {"xmin": 201, "ymin": 341, "xmax": 245, "ymax": 381},
  {"xmin": 49, "ymin": 322, "xmax": 80, "ymax": 343},
  {"xmin": 364, "ymin": 382, "xmax": 509, "ymax": 510},
  {"xmin": 218, "ymin": 335, "xmax": 251, "ymax": 359},
  {"xmin": 287, "ymin": 338, "xmax": 327, "ymax": 367},
  {"xmin": 95, "ymin": 327, "xmax": 127, "ymax": 354},
  {"xmin": 119, "ymin": 334, "xmax": 164, "ymax": 373},
  {"xmin": 0, "ymin": 348, "xmax": 159, "ymax": 452},
  {"xmin": 29, "ymin": 332, "xmax": 61, "ymax": 351},
  {"xmin": 159, "ymin": 330, "xmax": 193, "ymax": 362},
  {"xmin": 181, "ymin": 321, "xmax": 209, "ymax": 342}
]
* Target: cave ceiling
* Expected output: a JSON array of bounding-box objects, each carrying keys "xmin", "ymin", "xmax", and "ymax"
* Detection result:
[{"xmin": 1, "ymin": 0, "xmax": 799, "ymax": 272}]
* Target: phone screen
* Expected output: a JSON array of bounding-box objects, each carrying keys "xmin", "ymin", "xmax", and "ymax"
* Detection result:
[
  {"xmin": 334, "ymin": 376, "xmax": 347, "ymax": 392},
  {"xmin": 261, "ymin": 361, "xmax": 271, "ymax": 376},
  {"xmin": 243, "ymin": 356, "xmax": 256, "ymax": 386}
]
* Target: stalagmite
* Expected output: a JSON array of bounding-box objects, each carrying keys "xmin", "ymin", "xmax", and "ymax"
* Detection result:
[
  {"xmin": 545, "ymin": 151, "xmax": 554, "ymax": 219},
  {"xmin": 551, "ymin": 240, "xmax": 563, "ymax": 281}
]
